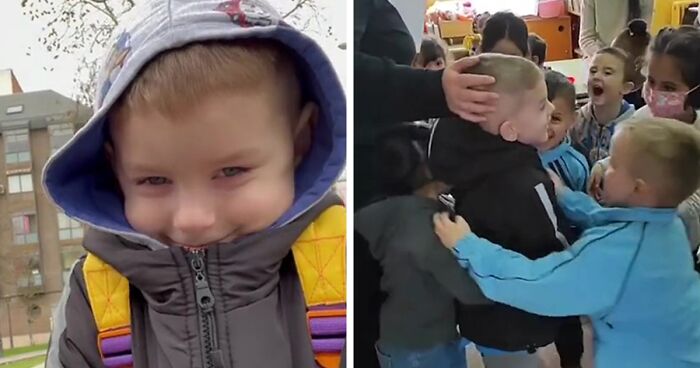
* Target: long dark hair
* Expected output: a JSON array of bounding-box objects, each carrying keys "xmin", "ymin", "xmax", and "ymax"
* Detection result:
[
  {"xmin": 651, "ymin": 26, "xmax": 700, "ymax": 109},
  {"xmin": 480, "ymin": 12, "xmax": 529, "ymax": 57},
  {"xmin": 628, "ymin": 0, "xmax": 641, "ymax": 22}
]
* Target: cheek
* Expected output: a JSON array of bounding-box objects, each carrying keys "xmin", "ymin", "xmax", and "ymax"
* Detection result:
[
  {"xmin": 123, "ymin": 195, "xmax": 168, "ymax": 235},
  {"xmin": 222, "ymin": 172, "xmax": 296, "ymax": 231}
]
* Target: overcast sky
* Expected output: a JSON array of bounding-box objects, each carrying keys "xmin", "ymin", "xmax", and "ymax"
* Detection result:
[{"xmin": 0, "ymin": 0, "xmax": 347, "ymax": 99}]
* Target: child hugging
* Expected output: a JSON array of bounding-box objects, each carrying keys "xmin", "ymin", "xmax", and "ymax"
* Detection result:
[{"xmin": 434, "ymin": 117, "xmax": 700, "ymax": 368}]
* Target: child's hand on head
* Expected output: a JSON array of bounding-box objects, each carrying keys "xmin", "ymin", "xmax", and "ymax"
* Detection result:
[{"xmin": 433, "ymin": 212, "xmax": 472, "ymax": 249}]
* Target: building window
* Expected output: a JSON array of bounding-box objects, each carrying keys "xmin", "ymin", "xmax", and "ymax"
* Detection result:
[
  {"xmin": 6, "ymin": 105, "xmax": 24, "ymax": 115},
  {"xmin": 61, "ymin": 245, "xmax": 85, "ymax": 285},
  {"xmin": 7, "ymin": 174, "xmax": 33, "ymax": 193},
  {"xmin": 3, "ymin": 129, "xmax": 31, "ymax": 164},
  {"xmin": 12, "ymin": 214, "xmax": 38, "ymax": 245},
  {"xmin": 58, "ymin": 213, "xmax": 83, "ymax": 240},
  {"xmin": 16, "ymin": 255, "xmax": 43, "ymax": 289},
  {"xmin": 49, "ymin": 123, "xmax": 74, "ymax": 155}
]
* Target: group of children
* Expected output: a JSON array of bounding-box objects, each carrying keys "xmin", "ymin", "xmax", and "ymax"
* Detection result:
[{"xmin": 357, "ymin": 10, "xmax": 700, "ymax": 368}]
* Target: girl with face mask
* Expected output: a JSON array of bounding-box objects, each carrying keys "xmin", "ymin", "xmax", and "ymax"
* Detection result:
[
  {"xmin": 637, "ymin": 26, "xmax": 700, "ymax": 126},
  {"xmin": 590, "ymin": 26, "xmax": 700, "ymax": 263}
]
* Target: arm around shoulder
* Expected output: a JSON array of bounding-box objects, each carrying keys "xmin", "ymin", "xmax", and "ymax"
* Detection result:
[{"xmin": 453, "ymin": 223, "xmax": 639, "ymax": 316}]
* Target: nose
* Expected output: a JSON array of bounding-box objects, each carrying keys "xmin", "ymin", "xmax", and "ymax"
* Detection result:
[{"xmin": 172, "ymin": 196, "xmax": 216, "ymax": 237}]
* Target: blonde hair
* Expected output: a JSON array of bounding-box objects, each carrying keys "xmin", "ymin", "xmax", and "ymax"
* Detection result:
[
  {"xmin": 111, "ymin": 39, "xmax": 301, "ymax": 119},
  {"xmin": 616, "ymin": 118, "xmax": 700, "ymax": 205},
  {"xmin": 466, "ymin": 53, "xmax": 543, "ymax": 94}
]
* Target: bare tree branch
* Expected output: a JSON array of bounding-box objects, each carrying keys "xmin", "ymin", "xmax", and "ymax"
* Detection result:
[{"xmin": 282, "ymin": 0, "xmax": 312, "ymax": 19}]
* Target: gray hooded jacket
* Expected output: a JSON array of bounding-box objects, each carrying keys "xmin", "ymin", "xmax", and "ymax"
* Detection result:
[{"xmin": 43, "ymin": 1, "xmax": 345, "ymax": 367}]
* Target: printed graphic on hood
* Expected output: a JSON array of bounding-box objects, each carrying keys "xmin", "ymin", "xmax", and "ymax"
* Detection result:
[
  {"xmin": 216, "ymin": 0, "xmax": 275, "ymax": 27},
  {"xmin": 98, "ymin": 32, "xmax": 132, "ymax": 107}
]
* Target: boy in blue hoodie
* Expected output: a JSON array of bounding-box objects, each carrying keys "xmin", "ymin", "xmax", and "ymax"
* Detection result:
[
  {"xmin": 43, "ymin": 1, "xmax": 345, "ymax": 367},
  {"xmin": 434, "ymin": 117, "xmax": 700, "ymax": 368},
  {"xmin": 538, "ymin": 70, "xmax": 590, "ymax": 192}
]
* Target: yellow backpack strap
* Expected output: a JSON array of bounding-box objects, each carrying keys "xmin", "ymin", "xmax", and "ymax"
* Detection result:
[
  {"xmin": 83, "ymin": 253, "xmax": 134, "ymax": 368},
  {"xmin": 291, "ymin": 205, "xmax": 346, "ymax": 368}
]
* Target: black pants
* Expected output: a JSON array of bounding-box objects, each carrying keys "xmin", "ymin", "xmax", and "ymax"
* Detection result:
[{"xmin": 555, "ymin": 317, "xmax": 584, "ymax": 368}]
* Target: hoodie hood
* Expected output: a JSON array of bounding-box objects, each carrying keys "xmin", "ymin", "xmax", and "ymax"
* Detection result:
[
  {"xmin": 42, "ymin": 0, "xmax": 345, "ymax": 248},
  {"xmin": 427, "ymin": 118, "xmax": 540, "ymax": 187}
]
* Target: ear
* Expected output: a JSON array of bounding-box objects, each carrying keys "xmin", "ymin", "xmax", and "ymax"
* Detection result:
[
  {"xmin": 532, "ymin": 55, "xmax": 540, "ymax": 66},
  {"xmin": 623, "ymin": 81, "xmax": 635, "ymax": 95},
  {"xmin": 293, "ymin": 102, "xmax": 318, "ymax": 167},
  {"xmin": 499, "ymin": 121, "xmax": 518, "ymax": 142},
  {"xmin": 633, "ymin": 177, "xmax": 650, "ymax": 195},
  {"xmin": 104, "ymin": 142, "xmax": 115, "ymax": 164}
]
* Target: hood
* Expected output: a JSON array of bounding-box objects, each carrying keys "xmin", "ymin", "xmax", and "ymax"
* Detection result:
[
  {"xmin": 427, "ymin": 118, "xmax": 540, "ymax": 187},
  {"xmin": 42, "ymin": 0, "xmax": 345, "ymax": 248},
  {"xmin": 580, "ymin": 100, "xmax": 635, "ymax": 126}
]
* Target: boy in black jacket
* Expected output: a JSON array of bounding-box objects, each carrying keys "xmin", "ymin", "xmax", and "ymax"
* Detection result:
[{"xmin": 429, "ymin": 54, "xmax": 583, "ymax": 368}]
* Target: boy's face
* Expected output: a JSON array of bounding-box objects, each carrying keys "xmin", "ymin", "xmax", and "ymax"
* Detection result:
[
  {"xmin": 602, "ymin": 131, "xmax": 638, "ymax": 206},
  {"xmin": 537, "ymin": 95, "xmax": 577, "ymax": 151},
  {"xmin": 108, "ymin": 87, "xmax": 313, "ymax": 249},
  {"xmin": 498, "ymin": 78, "xmax": 553, "ymax": 146},
  {"xmin": 412, "ymin": 57, "xmax": 446, "ymax": 71},
  {"xmin": 587, "ymin": 53, "xmax": 631, "ymax": 106}
]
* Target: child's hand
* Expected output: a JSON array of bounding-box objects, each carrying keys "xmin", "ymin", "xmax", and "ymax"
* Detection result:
[
  {"xmin": 546, "ymin": 169, "xmax": 565, "ymax": 194},
  {"xmin": 588, "ymin": 160, "xmax": 606, "ymax": 202},
  {"xmin": 433, "ymin": 212, "xmax": 472, "ymax": 249}
]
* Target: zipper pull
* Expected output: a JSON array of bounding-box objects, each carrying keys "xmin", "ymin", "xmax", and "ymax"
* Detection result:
[{"xmin": 188, "ymin": 250, "xmax": 215, "ymax": 312}]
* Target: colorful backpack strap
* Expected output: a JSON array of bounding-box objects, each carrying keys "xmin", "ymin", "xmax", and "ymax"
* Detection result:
[
  {"xmin": 291, "ymin": 205, "xmax": 347, "ymax": 368},
  {"xmin": 83, "ymin": 253, "xmax": 134, "ymax": 368}
]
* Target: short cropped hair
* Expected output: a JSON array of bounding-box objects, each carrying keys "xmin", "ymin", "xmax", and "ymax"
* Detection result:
[
  {"xmin": 111, "ymin": 39, "xmax": 301, "ymax": 120},
  {"xmin": 595, "ymin": 47, "xmax": 637, "ymax": 83},
  {"xmin": 616, "ymin": 118, "xmax": 700, "ymax": 205},
  {"xmin": 465, "ymin": 53, "xmax": 543, "ymax": 94},
  {"xmin": 545, "ymin": 70, "xmax": 576, "ymax": 111}
]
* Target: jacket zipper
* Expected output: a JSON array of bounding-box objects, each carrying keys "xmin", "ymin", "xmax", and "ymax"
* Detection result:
[{"xmin": 188, "ymin": 249, "xmax": 224, "ymax": 368}]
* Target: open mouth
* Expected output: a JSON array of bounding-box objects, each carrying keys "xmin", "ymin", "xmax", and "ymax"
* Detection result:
[{"xmin": 592, "ymin": 86, "xmax": 604, "ymax": 96}]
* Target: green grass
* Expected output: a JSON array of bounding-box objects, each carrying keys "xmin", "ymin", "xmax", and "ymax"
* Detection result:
[
  {"xmin": 1, "ymin": 344, "xmax": 48, "ymax": 358},
  {"xmin": 0, "ymin": 355, "xmax": 45, "ymax": 368}
]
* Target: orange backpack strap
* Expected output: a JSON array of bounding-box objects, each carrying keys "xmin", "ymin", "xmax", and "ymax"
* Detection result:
[{"xmin": 291, "ymin": 205, "xmax": 346, "ymax": 368}]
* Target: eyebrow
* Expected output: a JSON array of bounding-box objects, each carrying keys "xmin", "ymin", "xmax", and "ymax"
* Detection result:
[
  {"xmin": 122, "ymin": 147, "xmax": 264, "ymax": 173},
  {"xmin": 212, "ymin": 148, "xmax": 264, "ymax": 166}
]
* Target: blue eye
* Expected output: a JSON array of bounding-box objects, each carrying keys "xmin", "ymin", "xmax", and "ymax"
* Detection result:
[
  {"xmin": 221, "ymin": 167, "xmax": 245, "ymax": 177},
  {"xmin": 138, "ymin": 177, "xmax": 169, "ymax": 185}
]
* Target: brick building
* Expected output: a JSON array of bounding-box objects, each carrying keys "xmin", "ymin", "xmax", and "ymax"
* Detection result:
[{"xmin": 0, "ymin": 84, "xmax": 90, "ymax": 347}]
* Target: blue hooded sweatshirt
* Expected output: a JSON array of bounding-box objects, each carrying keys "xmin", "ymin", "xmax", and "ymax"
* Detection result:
[
  {"xmin": 42, "ymin": 1, "xmax": 345, "ymax": 367},
  {"xmin": 452, "ymin": 188, "xmax": 700, "ymax": 368},
  {"xmin": 540, "ymin": 136, "xmax": 590, "ymax": 193}
]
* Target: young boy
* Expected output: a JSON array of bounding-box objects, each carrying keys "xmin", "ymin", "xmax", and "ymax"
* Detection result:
[
  {"xmin": 572, "ymin": 47, "xmax": 637, "ymax": 165},
  {"xmin": 355, "ymin": 122, "xmax": 490, "ymax": 368},
  {"xmin": 435, "ymin": 117, "xmax": 700, "ymax": 368},
  {"xmin": 538, "ymin": 70, "xmax": 590, "ymax": 192},
  {"xmin": 43, "ymin": 1, "xmax": 346, "ymax": 367},
  {"xmin": 428, "ymin": 53, "xmax": 583, "ymax": 368},
  {"xmin": 528, "ymin": 33, "xmax": 547, "ymax": 68}
]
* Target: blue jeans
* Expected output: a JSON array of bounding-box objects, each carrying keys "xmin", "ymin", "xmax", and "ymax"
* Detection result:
[{"xmin": 376, "ymin": 339, "xmax": 467, "ymax": 368}]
